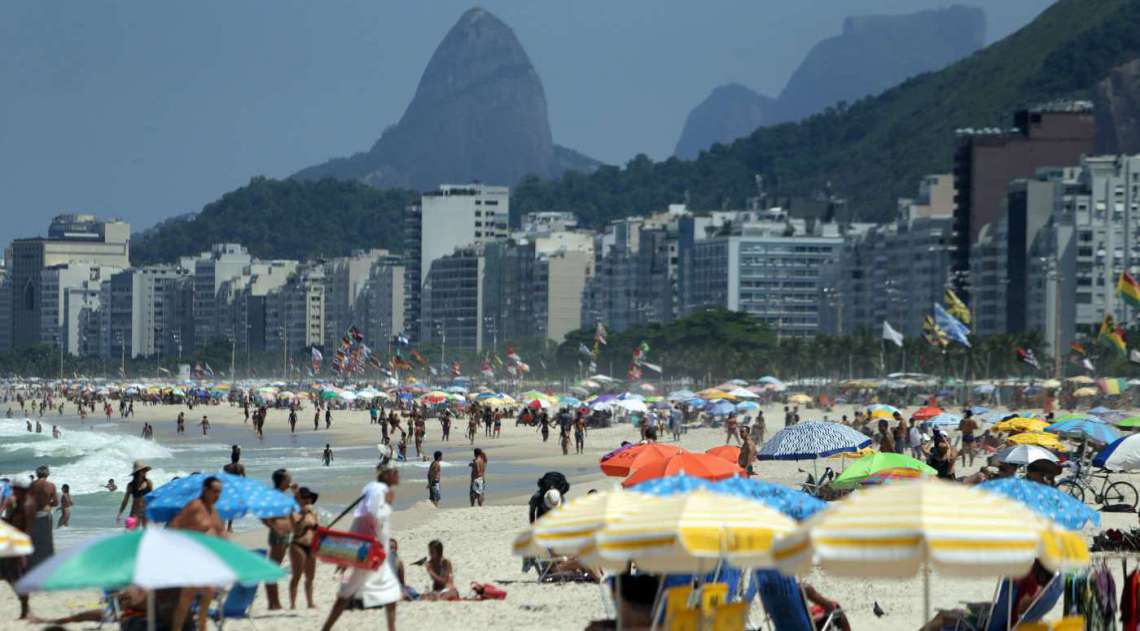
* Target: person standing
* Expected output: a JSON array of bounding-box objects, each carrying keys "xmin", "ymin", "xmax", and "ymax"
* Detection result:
[
  {"xmin": 2, "ymin": 478, "xmax": 32, "ymax": 619},
  {"xmin": 169, "ymin": 477, "xmax": 226, "ymax": 631},
  {"xmin": 176, "ymin": 412, "xmax": 185, "ymax": 435},
  {"xmin": 908, "ymin": 420, "xmax": 925, "ymax": 459},
  {"xmin": 117, "ymin": 461, "xmax": 153, "ymax": 527},
  {"xmin": 958, "ymin": 411, "xmax": 979, "ymax": 467},
  {"xmin": 56, "ymin": 484, "xmax": 72, "ymax": 528},
  {"xmin": 199, "ymin": 415, "xmax": 210, "ymax": 436},
  {"xmin": 574, "ymin": 413, "xmax": 586, "ymax": 454},
  {"xmin": 725, "ymin": 413, "xmax": 740, "ymax": 444},
  {"xmin": 288, "ymin": 487, "xmax": 320, "ymax": 609},
  {"xmin": 738, "ymin": 428, "xmax": 757, "ymax": 477},
  {"xmin": 27, "ymin": 466, "xmax": 57, "ymax": 570},
  {"xmin": 263, "ymin": 469, "xmax": 295, "ymax": 610},
  {"xmin": 440, "ymin": 410, "xmax": 451, "ymax": 442},
  {"xmin": 313, "ymin": 409, "xmax": 320, "ymax": 431},
  {"xmin": 469, "ymin": 448, "xmax": 487, "ymax": 507},
  {"xmin": 223, "ymin": 446, "xmax": 246, "ymax": 477},
  {"xmin": 289, "ymin": 408, "xmax": 297, "ymax": 433},
  {"xmin": 876, "ymin": 420, "xmax": 896, "ymax": 454},
  {"xmin": 428, "ymin": 451, "xmax": 442, "ymax": 507},
  {"xmin": 322, "ymin": 444, "xmax": 334, "ymax": 467},
  {"xmin": 321, "ymin": 464, "xmax": 401, "ymax": 631},
  {"xmin": 324, "ymin": 407, "xmax": 332, "ymax": 430}
]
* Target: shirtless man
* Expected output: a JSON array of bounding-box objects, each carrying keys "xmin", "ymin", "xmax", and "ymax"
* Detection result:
[
  {"xmin": 738, "ymin": 428, "xmax": 757, "ymax": 477},
  {"xmin": 958, "ymin": 411, "xmax": 979, "ymax": 467},
  {"xmin": 28, "ymin": 466, "xmax": 58, "ymax": 569},
  {"xmin": 263, "ymin": 469, "xmax": 295, "ymax": 611},
  {"xmin": 2, "ymin": 479, "xmax": 32, "ymax": 619},
  {"xmin": 469, "ymin": 448, "xmax": 487, "ymax": 507},
  {"xmin": 421, "ymin": 540, "xmax": 458, "ymax": 600},
  {"xmin": 199, "ymin": 415, "xmax": 210, "ymax": 436},
  {"xmin": 176, "ymin": 412, "xmax": 185, "ymax": 435},
  {"xmin": 427, "ymin": 451, "xmax": 442, "ymax": 507},
  {"xmin": 222, "ymin": 446, "xmax": 246, "ymax": 477},
  {"xmin": 169, "ymin": 476, "xmax": 226, "ymax": 631},
  {"xmin": 440, "ymin": 410, "xmax": 451, "ymax": 442}
]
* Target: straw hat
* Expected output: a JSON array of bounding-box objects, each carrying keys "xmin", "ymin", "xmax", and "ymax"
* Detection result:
[{"xmin": 131, "ymin": 460, "xmax": 152, "ymax": 476}]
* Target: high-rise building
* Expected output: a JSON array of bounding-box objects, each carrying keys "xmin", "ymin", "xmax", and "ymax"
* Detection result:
[
  {"xmin": 191, "ymin": 244, "xmax": 253, "ymax": 346},
  {"xmin": 952, "ymin": 104, "xmax": 1096, "ymax": 298},
  {"xmin": 40, "ymin": 262, "xmax": 121, "ymax": 355},
  {"xmin": 10, "ymin": 214, "xmax": 130, "ymax": 349},
  {"xmin": 582, "ymin": 218, "xmax": 672, "ymax": 333},
  {"xmin": 421, "ymin": 246, "xmax": 485, "ymax": 351}
]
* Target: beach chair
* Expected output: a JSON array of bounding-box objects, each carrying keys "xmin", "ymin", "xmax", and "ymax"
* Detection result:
[
  {"xmin": 663, "ymin": 585, "xmax": 696, "ymax": 627},
  {"xmin": 749, "ymin": 570, "xmax": 839, "ymax": 631},
  {"xmin": 711, "ymin": 602, "xmax": 749, "ymax": 631},
  {"xmin": 667, "ymin": 607, "xmax": 701, "ymax": 631},
  {"xmin": 979, "ymin": 573, "xmax": 1063, "ymax": 631},
  {"xmin": 209, "ymin": 582, "xmax": 259, "ymax": 629}
]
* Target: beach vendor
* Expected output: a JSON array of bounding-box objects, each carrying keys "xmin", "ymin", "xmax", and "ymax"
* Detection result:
[{"xmin": 321, "ymin": 462, "xmax": 401, "ymax": 631}]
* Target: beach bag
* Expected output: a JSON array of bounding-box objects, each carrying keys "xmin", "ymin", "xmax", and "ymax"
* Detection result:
[
  {"xmin": 471, "ymin": 582, "xmax": 507, "ymax": 600},
  {"xmin": 312, "ymin": 494, "xmax": 386, "ymax": 570},
  {"xmin": 313, "ymin": 527, "xmax": 385, "ymax": 570}
]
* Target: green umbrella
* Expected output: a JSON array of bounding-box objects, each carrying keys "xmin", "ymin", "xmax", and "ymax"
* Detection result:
[
  {"xmin": 16, "ymin": 528, "xmax": 284, "ymax": 593},
  {"xmin": 1118, "ymin": 417, "xmax": 1140, "ymax": 429},
  {"xmin": 831, "ymin": 452, "xmax": 936, "ymax": 489}
]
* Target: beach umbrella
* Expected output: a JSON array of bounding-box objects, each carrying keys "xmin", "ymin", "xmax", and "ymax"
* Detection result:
[
  {"xmin": 759, "ymin": 421, "xmax": 872, "ymax": 461},
  {"xmin": 145, "ymin": 472, "xmax": 299, "ymax": 522},
  {"xmin": 698, "ymin": 388, "xmax": 735, "ymax": 401},
  {"xmin": 706, "ymin": 400, "xmax": 736, "ymax": 416},
  {"xmin": 0, "ymin": 521, "xmax": 32, "ymax": 558},
  {"xmin": 667, "ymin": 389, "xmax": 696, "ymax": 401},
  {"xmin": 868, "ymin": 408, "xmax": 896, "ymax": 420},
  {"xmin": 978, "ymin": 478, "xmax": 1100, "ymax": 530},
  {"xmin": 621, "ymin": 452, "xmax": 744, "ymax": 488},
  {"xmin": 735, "ymin": 400, "xmax": 760, "ymax": 413},
  {"xmin": 16, "ymin": 528, "xmax": 284, "ymax": 593},
  {"xmin": 595, "ymin": 489, "xmax": 797, "ymax": 573},
  {"xmin": 912, "ymin": 406, "xmax": 942, "ymax": 421},
  {"xmin": 1094, "ymin": 434, "xmax": 1140, "ymax": 471},
  {"xmin": 526, "ymin": 489, "xmax": 657, "ymax": 555},
  {"xmin": 420, "ymin": 391, "xmax": 449, "ymax": 405},
  {"xmin": 599, "ymin": 443, "xmax": 685, "ymax": 477},
  {"xmin": 757, "ymin": 376, "xmax": 782, "ymax": 385},
  {"xmin": 1007, "ymin": 432, "xmax": 1064, "ymax": 450},
  {"xmin": 1073, "ymin": 387, "xmax": 1098, "ymax": 398},
  {"xmin": 866, "ymin": 403, "xmax": 900, "ymax": 415},
  {"xmin": 773, "ymin": 479, "xmax": 1090, "ymax": 624},
  {"xmin": 829, "ymin": 453, "xmax": 936, "ymax": 489},
  {"xmin": 558, "ymin": 396, "xmax": 582, "ymax": 408},
  {"xmin": 992, "ymin": 417, "xmax": 1050, "ymax": 434},
  {"xmin": 615, "ymin": 399, "xmax": 649, "ymax": 414},
  {"xmin": 705, "ymin": 445, "xmax": 740, "ymax": 464},
  {"xmin": 633, "ymin": 474, "xmax": 828, "ymax": 520},
  {"xmin": 727, "ymin": 387, "xmax": 759, "ymax": 399},
  {"xmin": 994, "ymin": 444, "xmax": 1058, "ymax": 466},
  {"xmin": 1118, "ymin": 417, "xmax": 1140, "ymax": 429},
  {"xmin": 925, "ymin": 412, "xmax": 962, "ymax": 428},
  {"xmin": 860, "ymin": 467, "xmax": 927, "ymax": 485},
  {"xmin": 1089, "ymin": 406, "xmax": 1116, "ymax": 415},
  {"xmin": 1045, "ymin": 418, "xmax": 1121, "ymax": 444},
  {"xmin": 1041, "ymin": 379, "xmax": 1063, "ymax": 389},
  {"xmin": 787, "ymin": 393, "xmax": 812, "ymax": 405}
]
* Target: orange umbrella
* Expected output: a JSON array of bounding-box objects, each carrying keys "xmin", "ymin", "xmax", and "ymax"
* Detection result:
[
  {"xmin": 621, "ymin": 453, "xmax": 744, "ymax": 488},
  {"xmin": 912, "ymin": 406, "xmax": 942, "ymax": 421},
  {"xmin": 705, "ymin": 445, "xmax": 741, "ymax": 464},
  {"xmin": 599, "ymin": 443, "xmax": 685, "ymax": 477}
]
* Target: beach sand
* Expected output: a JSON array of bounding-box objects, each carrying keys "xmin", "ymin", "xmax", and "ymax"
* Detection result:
[{"xmin": 2, "ymin": 400, "xmax": 1138, "ymax": 630}]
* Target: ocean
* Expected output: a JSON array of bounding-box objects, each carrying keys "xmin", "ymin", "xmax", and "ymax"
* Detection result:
[{"xmin": 0, "ymin": 413, "xmax": 548, "ymax": 549}]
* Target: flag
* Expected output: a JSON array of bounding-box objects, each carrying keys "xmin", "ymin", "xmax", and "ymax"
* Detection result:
[
  {"xmin": 578, "ymin": 343, "xmax": 592, "ymax": 356},
  {"xmin": 922, "ymin": 315, "xmax": 947, "ymax": 348},
  {"xmin": 451, "ymin": 361, "xmax": 461, "ymax": 377},
  {"xmin": 627, "ymin": 364, "xmax": 642, "ymax": 381},
  {"xmin": 594, "ymin": 322, "xmax": 607, "ymax": 346},
  {"xmin": 517, "ymin": 362, "xmax": 530, "ymax": 373},
  {"xmin": 411, "ymin": 350, "xmax": 428, "ymax": 366},
  {"xmin": 1083, "ymin": 358, "xmax": 1095, "ymax": 372},
  {"xmin": 588, "ymin": 360, "xmax": 597, "ymax": 373},
  {"xmin": 1131, "ymin": 349, "xmax": 1140, "ymax": 364},
  {"xmin": 1118, "ymin": 271, "xmax": 1140, "ymax": 308},
  {"xmin": 881, "ymin": 321, "xmax": 904, "ymax": 348},
  {"xmin": 1098, "ymin": 313, "xmax": 1127, "ymax": 357},
  {"xmin": 1016, "ymin": 348, "xmax": 1040, "ymax": 370},
  {"xmin": 480, "ymin": 360, "xmax": 493, "ymax": 378},
  {"xmin": 311, "ymin": 347, "xmax": 323, "ymax": 362},
  {"xmin": 1070, "ymin": 342, "xmax": 1087, "ymax": 357},
  {"xmin": 158, "ymin": 367, "xmax": 170, "ymax": 375},
  {"xmin": 1099, "ymin": 378, "xmax": 1128, "ymax": 396},
  {"xmin": 349, "ymin": 326, "xmax": 364, "ymax": 343},
  {"xmin": 493, "ymin": 354, "xmax": 503, "ymax": 367},
  {"xmin": 933, "ymin": 303, "xmax": 970, "ymax": 347},
  {"xmin": 204, "ymin": 363, "xmax": 215, "ymax": 377},
  {"xmin": 639, "ymin": 341, "xmax": 650, "ymax": 354},
  {"xmin": 944, "ymin": 288, "xmax": 971, "ymax": 325},
  {"xmin": 396, "ymin": 332, "xmax": 410, "ymax": 346},
  {"xmin": 506, "ymin": 346, "xmax": 521, "ymax": 363},
  {"xmin": 641, "ymin": 361, "xmax": 663, "ymax": 373},
  {"xmin": 391, "ymin": 357, "xmax": 412, "ymax": 371}
]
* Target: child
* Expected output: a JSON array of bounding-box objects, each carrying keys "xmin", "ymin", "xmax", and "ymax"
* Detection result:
[{"xmin": 57, "ymin": 484, "xmax": 73, "ymax": 528}]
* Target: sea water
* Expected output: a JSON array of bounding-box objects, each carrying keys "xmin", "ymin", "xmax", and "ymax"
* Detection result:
[{"xmin": 0, "ymin": 413, "xmax": 552, "ymax": 548}]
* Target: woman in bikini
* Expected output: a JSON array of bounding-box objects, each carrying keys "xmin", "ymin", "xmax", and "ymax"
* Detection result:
[
  {"xmin": 117, "ymin": 461, "xmax": 153, "ymax": 527},
  {"xmin": 288, "ymin": 487, "xmax": 320, "ymax": 609},
  {"xmin": 421, "ymin": 539, "xmax": 458, "ymax": 600}
]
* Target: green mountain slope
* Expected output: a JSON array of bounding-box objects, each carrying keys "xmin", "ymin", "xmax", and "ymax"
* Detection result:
[
  {"xmin": 515, "ymin": 0, "xmax": 1140, "ymax": 224},
  {"xmin": 131, "ymin": 177, "xmax": 415, "ymax": 265}
]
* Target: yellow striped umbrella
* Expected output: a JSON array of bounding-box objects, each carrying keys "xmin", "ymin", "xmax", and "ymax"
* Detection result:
[
  {"xmin": 522, "ymin": 490, "xmax": 657, "ymax": 556},
  {"xmin": 1007, "ymin": 432, "xmax": 1065, "ymax": 450},
  {"xmin": 993, "ymin": 417, "xmax": 1050, "ymax": 434},
  {"xmin": 773, "ymin": 479, "xmax": 1088, "ymax": 622},
  {"xmin": 595, "ymin": 489, "xmax": 797, "ymax": 574},
  {"xmin": 0, "ymin": 522, "xmax": 32, "ymax": 558}
]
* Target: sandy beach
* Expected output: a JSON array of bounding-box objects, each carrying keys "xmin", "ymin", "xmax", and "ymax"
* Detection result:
[{"xmin": 3, "ymin": 400, "xmax": 1139, "ymax": 630}]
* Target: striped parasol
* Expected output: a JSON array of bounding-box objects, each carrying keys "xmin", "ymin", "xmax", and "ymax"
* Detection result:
[
  {"xmin": 759, "ymin": 421, "xmax": 872, "ymax": 461},
  {"xmin": 0, "ymin": 521, "xmax": 32, "ymax": 558},
  {"xmin": 525, "ymin": 489, "xmax": 657, "ymax": 555},
  {"xmin": 773, "ymin": 479, "xmax": 1089, "ymax": 623},
  {"xmin": 595, "ymin": 489, "xmax": 797, "ymax": 574}
]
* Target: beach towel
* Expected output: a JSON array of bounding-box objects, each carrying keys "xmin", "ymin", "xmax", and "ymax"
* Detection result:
[
  {"xmin": 28, "ymin": 513, "xmax": 53, "ymax": 569},
  {"xmin": 470, "ymin": 582, "xmax": 507, "ymax": 600}
]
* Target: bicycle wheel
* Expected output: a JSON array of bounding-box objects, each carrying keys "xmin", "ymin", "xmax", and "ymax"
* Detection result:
[
  {"xmin": 1057, "ymin": 480, "xmax": 1085, "ymax": 504},
  {"xmin": 1104, "ymin": 481, "xmax": 1139, "ymax": 509}
]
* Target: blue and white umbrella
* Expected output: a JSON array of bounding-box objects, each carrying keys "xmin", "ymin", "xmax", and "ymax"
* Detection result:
[
  {"xmin": 706, "ymin": 400, "xmax": 736, "ymax": 417},
  {"xmin": 145, "ymin": 472, "xmax": 299, "ymax": 522},
  {"xmin": 1045, "ymin": 419, "xmax": 1121, "ymax": 444},
  {"xmin": 758, "ymin": 421, "xmax": 871, "ymax": 461},
  {"xmin": 667, "ymin": 389, "xmax": 697, "ymax": 401},
  {"xmin": 630, "ymin": 474, "xmax": 825, "ymax": 521},
  {"xmin": 866, "ymin": 404, "xmax": 900, "ymax": 415},
  {"xmin": 926, "ymin": 413, "xmax": 962, "ymax": 428},
  {"xmin": 736, "ymin": 401, "xmax": 761, "ymax": 413},
  {"xmin": 1094, "ymin": 434, "xmax": 1140, "ymax": 471},
  {"xmin": 978, "ymin": 478, "xmax": 1100, "ymax": 530}
]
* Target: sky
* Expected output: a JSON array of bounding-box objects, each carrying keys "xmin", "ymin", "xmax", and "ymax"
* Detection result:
[{"xmin": 0, "ymin": 0, "xmax": 1055, "ymax": 246}]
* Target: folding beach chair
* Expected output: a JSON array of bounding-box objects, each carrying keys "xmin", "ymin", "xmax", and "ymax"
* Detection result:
[{"xmin": 749, "ymin": 570, "xmax": 839, "ymax": 631}]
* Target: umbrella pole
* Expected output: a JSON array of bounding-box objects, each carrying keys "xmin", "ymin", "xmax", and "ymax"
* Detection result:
[
  {"xmin": 147, "ymin": 590, "xmax": 156, "ymax": 631},
  {"xmin": 648, "ymin": 573, "xmax": 668, "ymax": 631},
  {"xmin": 923, "ymin": 564, "xmax": 931, "ymax": 625}
]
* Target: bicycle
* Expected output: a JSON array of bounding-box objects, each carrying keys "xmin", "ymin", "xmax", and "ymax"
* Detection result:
[
  {"xmin": 1058, "ymin": 466, "xmax": 1139, "ymax": 510},
  {"xmin": 798, "ymin": 467, "xmax": 836, "ymax": 499}
]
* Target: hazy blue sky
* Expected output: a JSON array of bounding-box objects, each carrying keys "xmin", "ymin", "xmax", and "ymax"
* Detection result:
[{"xmin": 0, "ymin": 1, "xmax": 1054, "ymax": 245}]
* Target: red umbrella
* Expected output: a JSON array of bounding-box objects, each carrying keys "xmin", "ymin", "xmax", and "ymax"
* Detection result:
[
  {"xmin": 599, "ymin": 443, "xmax": 685, "ymax": 477},
  {"xmin": 621, "ymin": 452, "xmax": 744, "ymax": 488},
  {"xmin": 912, "ymin": 406, "xmax": 942, "ymax": 421},
  {"xmin": 705, "ymin": 445, "xmax": 741, "ymax": 464}
]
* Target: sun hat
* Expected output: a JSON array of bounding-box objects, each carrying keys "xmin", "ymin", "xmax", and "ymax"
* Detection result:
[{"xmin": 131, "ymin": 460, "xmax": 151, "ymax": 476}]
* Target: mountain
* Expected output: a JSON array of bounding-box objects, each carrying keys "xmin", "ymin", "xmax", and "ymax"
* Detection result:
[
  {"xmin": 293, "ymin": 7, "xmax": 597, "ymax": 191},
  {"xmin": 774, "ymin": 4, "xmax": 986, "ymax": 123},
  {"xmin": 514, "ymin": 0, "xmax": 1140, "ymax": 227},
  {"xmin": 130, "ymin": 178, "xmax": 415, "ymax": 265},
  {"xmin": 673, "ymin": 84, "xmax": 776, "ymax": 160},
  {"xmin": 1094, "ymin": 58, "xmax": 1140, "ymax": 154}
]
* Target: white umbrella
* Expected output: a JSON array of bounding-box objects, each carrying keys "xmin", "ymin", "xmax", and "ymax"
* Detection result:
[
  {"xmin": 994, "ymin": 444, "xmax": 1058, "ymax": 466},
  {"xmin": 615, "ymin": 399, "xmax": 649, "ymax": 414}
]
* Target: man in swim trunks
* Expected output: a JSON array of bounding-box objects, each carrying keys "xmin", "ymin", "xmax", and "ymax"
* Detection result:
[
  {"xmin": 469, "ymin": 448, "xmax": 486, "ymax": 507},
  {"xmin": 428, "ymin": 451, "xmax": 442, "ymax": 507}
]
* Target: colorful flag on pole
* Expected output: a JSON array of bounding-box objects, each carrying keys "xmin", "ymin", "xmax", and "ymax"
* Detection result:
[
  {"xmin": 594, "ymin": 323, "xmax": 607, "ymax": 346},
  {"xmin": 1016, "ymin": 348, "xmax": 1040, "ymax": 370},
  {"xmin": 944, "ymin": 288, "xmax": 971, "ymax": 325},
  {"xmin": 1099, "ymin": 313, "xmax": 1127, "ymax": 357},
  {"xmin": 881, "ymin": 321, "xmax": 904, "ymax": 348},
  {"xmin": 933, "ymin": 303, "xmax": 970, "ymax": 347},
  {"xmin": 411, "ymin": 350, "xmax": 428, "ymax": 366},
  {"xmin": 922, "ymin": 315, "xmax": 947, "ymax": 348},
  {"xmin": 1070, "ymin": 342, "xmax": 1087, "ymax": 357},
  {"xmin": 506, "ymin": 346, "xmax": 521, "ymax": 363},
  {"xmin": 1118, "ymin": 272, "xmax": 1140, "ymax": 309}
]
